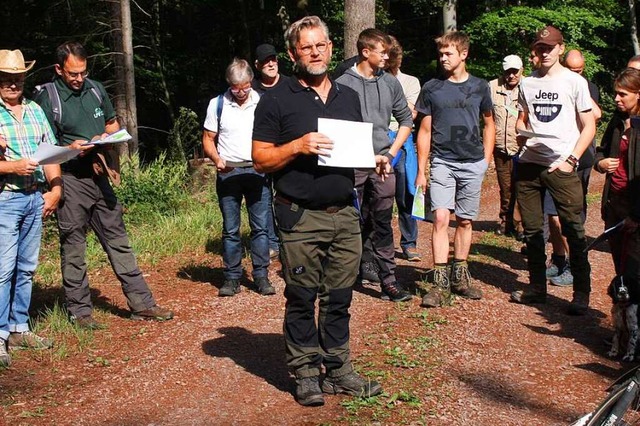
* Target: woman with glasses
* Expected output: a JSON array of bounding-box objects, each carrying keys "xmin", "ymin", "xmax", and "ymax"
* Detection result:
[{"xmin": 202, "ymin": 58, "xmax": 273, "ymax": 297}]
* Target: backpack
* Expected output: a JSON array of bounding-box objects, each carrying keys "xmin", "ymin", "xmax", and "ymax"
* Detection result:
[
  {"xmin": 35, "ymin": 80, "xmax": 121, "ymax": 186},
  {"xmin": 35, "ymin": 79, "xmax": 103, "ymax": 140},
  {"xmin": 216, "ymin": 93, "xmax": 224, "ymax": 135}
]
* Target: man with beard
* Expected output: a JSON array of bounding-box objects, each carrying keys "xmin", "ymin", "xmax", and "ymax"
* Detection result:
[{"xmin": 252, "ymin": 16, "xmax": 385, "ymax": 407}]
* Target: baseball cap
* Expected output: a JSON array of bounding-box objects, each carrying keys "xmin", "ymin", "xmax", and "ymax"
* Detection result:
[
  {"xmin": 502, "ymin": 54, "xmax": 523, "ymax": 71},
  {"xmin": 533, "ymin": 25, "xmax": 563, "ymax": 47},
  {"xmin": 255, "ymin": 44, "xmax": 277, "ymax": 62}
]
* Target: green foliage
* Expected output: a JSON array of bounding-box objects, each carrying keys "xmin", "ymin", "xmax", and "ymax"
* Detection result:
[
  {"xmin": 114, "ymin": 152, "xmax": 189, "ymax": 222},
  {"xmin": 167, "ymin": 107, "xmax": 202, "ymax": 162},
  {"xmin": 464, "ymin": 5, "xmax": 620, "ymax": 81}
]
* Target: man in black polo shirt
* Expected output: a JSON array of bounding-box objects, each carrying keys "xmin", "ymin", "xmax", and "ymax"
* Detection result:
[
  {"xmin": 34, "ymin": 41, "xmax": 173, "ymax": 329},
  {"xmin": 252, "ymin": 16, "xmax": 384, "ymax": 407}
]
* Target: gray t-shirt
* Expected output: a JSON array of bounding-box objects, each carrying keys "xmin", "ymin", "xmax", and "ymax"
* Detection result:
[{"xmin": 416, "ymin": 75, "xmax": 493, "ymax": 162}]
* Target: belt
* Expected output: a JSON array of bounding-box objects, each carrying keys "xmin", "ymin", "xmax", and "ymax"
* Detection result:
[
  {"xmin": 274, "ymin": 194, "xmax": 348, "ymax": 214},
  {"xmin": 6, "ymin": 183, "xmax": 41, "ymax": 193}
]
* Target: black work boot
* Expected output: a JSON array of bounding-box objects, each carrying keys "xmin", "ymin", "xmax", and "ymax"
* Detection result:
[
  {"xmin": 219, "ymin": 279, "xmax": 241, "ymax": 297},
  {"xmin": 295, "ymin": 376, "xmax": 324, "ymax": 406},
  {"xmin": 321, "ymin": 371, "xmax": 383, "ymax": 397}
]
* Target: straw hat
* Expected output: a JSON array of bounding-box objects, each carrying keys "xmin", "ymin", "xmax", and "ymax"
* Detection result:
[{"xmin": 0, "ymin": 50, "xmax": 35, "ymax": 74}]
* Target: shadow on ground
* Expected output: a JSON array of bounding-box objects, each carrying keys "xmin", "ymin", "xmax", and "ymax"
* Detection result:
[{"xmin": 202, "ymin": 327, "xmax": 290, "ymax": 393}]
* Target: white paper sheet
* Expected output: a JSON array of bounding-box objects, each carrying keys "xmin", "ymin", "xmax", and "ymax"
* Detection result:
[
  {"xmin": 317, "ymin": 118, "xmax": 375, "ymax": 168},
  {"xmin": 517, "ymin": 129, "xmax": 558, "ymax": 139},
  {"xmin": 82, "ymin": 129, "xmax": 132, "ymax": 146},
  {"xmin": 31, "ymin": 144, "xmax": 80, "ymax": 165}
]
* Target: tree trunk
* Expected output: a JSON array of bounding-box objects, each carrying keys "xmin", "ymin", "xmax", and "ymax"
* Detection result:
[
  {"xmin": 630, "ymin": 0, "xmax": 640, "ymax": 55},
  {"xmin": 344, "ymin": 0, "xmax": 375, "ymax": 59},
  {"xmin": 443, "ymin": 0, "xmax": 457, "ymax": 33},
  {"xmin": 110, "ymin": 1, "xmax": 128, "ymax": 158},
  {"xmin": 120, "ymin": 0, "xmax": 139, "ymax": 155}
]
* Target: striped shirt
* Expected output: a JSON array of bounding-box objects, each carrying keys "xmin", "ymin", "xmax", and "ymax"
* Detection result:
[{"xmin": 0, "ymin": 97, "xmax": 56, "ymax": 190}]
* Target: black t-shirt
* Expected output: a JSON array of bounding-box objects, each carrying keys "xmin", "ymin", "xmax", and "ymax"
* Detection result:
[
  {"xmin": 578, "ymin": 79, "xmax": 600, "ymax": 170},
  {"xmin": 251, "ymin": 74, "xmax": 290, "ymax": 95},
  {"xmin": 252, "ymin": 77, "xmax": 363, "ymax": 209}
]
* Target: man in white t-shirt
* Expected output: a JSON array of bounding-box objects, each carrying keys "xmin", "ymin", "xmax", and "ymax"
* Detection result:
[
  {"xmin": 202, "ymin": 58, "xmax": 273, "ymax": 297},
  {"xmin": 510, "ymin": 26, "xmax": 595, "ymax": 315}
]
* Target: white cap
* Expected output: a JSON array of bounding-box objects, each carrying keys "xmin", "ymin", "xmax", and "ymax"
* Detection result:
[{"xmin": 502, "ymin": 54, "xmax": 523, "ymax": 71}]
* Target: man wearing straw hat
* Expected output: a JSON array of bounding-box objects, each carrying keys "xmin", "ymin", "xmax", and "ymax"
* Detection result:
[{"xmin": 0, "ymin": 49, "xmax": 63, "ymax": 367}]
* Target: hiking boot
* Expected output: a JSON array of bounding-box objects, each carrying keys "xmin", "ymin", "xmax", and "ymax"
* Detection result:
[
  {"xmin": 549, "ymin": 268, "xmax": 573, "ymax": 287},
  {"xmin": 360, "ymin": 261, "xmax": 380, "ymax": 284},
  {"xmin": 420, "ymin": 267, "xmax": 451, "ymax": 308},
  {"xmin": 8, "ymin": 331, "xmax": 53, "ymax": 350},
  {"xmin": 450, "ymin": 262, "xmax": 482, "ymax": 300},
  {"xmin": 131, "ymin": 305, "xmax": 174, "ymax": 321},
  {"xmin": 255, "ymin": 276, "xmax": 276, "ymax": 296},
  {"xmin": 496, "ymin": 219, "xmax": 506, "ymax": 235},
  {"xmin": 321, "ymin": 371, "xmax": 383, "ymax": 398},
  {"xmin": 403, "ymin": 248, "xmax": 421, "ymax": 262},
  {"xmin": 219, "ymin": 279, "xmax": 241, "ymax": 297},
  {"xmin": 568, "ymin": 291, "xmax": 590, "ymax": 316},
  {"xmin": 510, "ymin": 289, "xmax": 547, "ymax": 304},
  {"xmin": 0, "ymin": 339, "xmax": 10, "ymax": 368},
  {"xmin": 73, "ymin": 315, "xmax": 106, "ymax": 330},
  {"xmin": 381, "ymin": 281, "xmax": 413, "ymax": 302},
  {"xmin": 295, "ymin": 376, "xmax": 324, "ymax": 406}
]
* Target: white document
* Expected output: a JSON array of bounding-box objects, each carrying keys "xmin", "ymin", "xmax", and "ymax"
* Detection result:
[
  {"xmin": 31, "ymin": 144, "xmax": 80, "ymax": 165},
  {"xmin": 317, "ymin": 118, "xmax": 375, "ymax": 168},
  {"xmin": 82, "ymin": 129, "xmax": 132, "ymax": 146},
  {"xmin": 517, "ymin": 129, "xmax": 558, "ymax": 139}
]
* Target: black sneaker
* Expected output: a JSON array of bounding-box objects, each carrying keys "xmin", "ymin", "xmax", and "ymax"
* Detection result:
[
  {"xmin": 219, "ymin": 279, "xmax": 241, "ymax": 297},
  {"xmin": 254, "ymin": 277, "xmax": 276, "ymax": 296},
  {"xmin": 322, "ymin": 371, "xmax": 383, "ymax": 397},
  {"xmin": 360, "ymin": 261, "xmax": 380, "ymax": 284},
  {"xmin": 381, "ymin": 281, "xmax": 412, "ymax": 302},
  {"xmin": 295, "ymin": 376, "xmax": 324, "ymax": 406}
]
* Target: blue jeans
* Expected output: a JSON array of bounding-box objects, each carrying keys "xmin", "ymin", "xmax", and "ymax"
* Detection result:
[
  {"xmin": 394, "ymin": 147, "xmax": 418, "ymax": 250},
  {"xmin": 216, "ymin": 167, "xmax": 270, "ymax": 280},
  {"xmin": 0, "ymin": 190, "xmax": 44, "ymax": 340}
]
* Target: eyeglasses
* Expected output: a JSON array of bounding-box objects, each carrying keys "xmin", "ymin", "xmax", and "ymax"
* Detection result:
[
  {"xmin": 297, "ymin": 41, "xmax": 330, "ymax": 56},
  {"xmin": 369, "ymin": 49, "xmax": 389, "ymax": 59},
  {"xmin": 230, "ymin": 87, "xmax": 251, "ymax": 94},
  {"xmin": 0, "ymin": 77, "xmax": 25, "ymax": 87},
  {"xmin": 63, "ymin": 69, "xmax": 88, "ymax": 79}
]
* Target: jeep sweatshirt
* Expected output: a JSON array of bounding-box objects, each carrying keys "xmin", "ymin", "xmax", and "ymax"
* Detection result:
[{"xmin": 336, "ymin": 66, "xmax": 413, "ymax": 155}]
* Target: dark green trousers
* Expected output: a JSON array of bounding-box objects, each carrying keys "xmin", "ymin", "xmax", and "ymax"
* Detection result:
[
  {"xmin": 276, "ymin": 200, "xmax": 361, "ymax": 379},
  {"xmin": 516, "ymin": 163, "xmax": 591, "ymax": 294}
]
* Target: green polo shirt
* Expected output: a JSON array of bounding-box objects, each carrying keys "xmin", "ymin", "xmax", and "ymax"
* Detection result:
[{"xmin": 34, "ymin": 77, "xmax": 116, "ymax": 175}]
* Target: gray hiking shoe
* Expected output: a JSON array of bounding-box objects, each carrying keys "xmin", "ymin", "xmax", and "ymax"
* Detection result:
[
  {"xmin": 219, "ymin": 279, "xmax": 241, "ymax": 297},
  {"xmin": 549, "ymin": 268, "xmax": 573, "ymax": 287},
  {"xmin": 360, "ymin": 261, "xmax": 381, "ymax": 284},
  {"xmin": 450, "ymin": 262, "xmax": 482, "ymax": 300},
  {"xmin": 0, "ymin": 338, "xmax": 10, "ymax": 367},
  {"xmin": 568, "ymin": 291, "xmax": 590, "ymax": 316},
  {"xmin": 8, "ymin": 331, "xmax": 53, "ymax": 350},
  {"xmin": 255, "ymin": 277, "xmax": 276, "ymax": 296},
  {"xmin": 295, "ymin": 376, "xmax": 324, "ymax": 406},
  {"xmin": 322, "ymin": 371, "xmax": 383, "ymax": 398},
  {"xmin": 421, "ymin": 267, "xmax": 451, "ymax": 308},
  {"xmin": 510, "ymin": 289, "xmax": 547, "ymax": 304}
]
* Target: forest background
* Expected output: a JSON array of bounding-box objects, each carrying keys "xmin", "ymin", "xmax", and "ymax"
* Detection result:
[{"xmin": 1, "ymin": 0, "xmax": 635, "ymax": 163}]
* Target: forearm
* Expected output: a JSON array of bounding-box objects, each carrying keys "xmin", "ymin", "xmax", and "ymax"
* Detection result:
[
  {"xmin": 416, "ymin": 125, "xmax": 431, "ymax": 174},
  {"xmin": 389, "ymin": 126, "xmax": 412, "ymax": 156},
  {"xmin": 253, "ymin": 139, "xmax": 302, "ymax": 173},
  {"xmin": 482, "ymin": 122, "xmax": 496, "ymax": 163},
  {"xmin": 43, "ymin": 164, "xmax": 62, "ymax": 190},
  {"xmin": 202, "ymin": 131, "xmax": 221, "ymax": 163},
  {"xmin": 571, "ymin": 119, "xmax": 596, "ymax": 159}
]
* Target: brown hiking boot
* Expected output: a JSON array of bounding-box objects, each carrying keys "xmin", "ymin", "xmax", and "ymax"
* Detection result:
[
  {"xmin": 321, "ymin": 371, "xmax": 382, "ymax": 398},
  {"xmin": 131, "ymin": 305, "xmax": 174, "ymax": 321},
  {"xmin": 421, "ymin": 267, "xmax": 451, "ymax": 308},
  {"xmin": 8, "ymin": 331, "xmax": 53, "ymax": 350},
  {"xmin": 73, "ymin": 315, "xmax": 106, "ymax": 330},
  {"xmin": 450, "ymin": 262, "xmax": 482, "ymax": 300}
]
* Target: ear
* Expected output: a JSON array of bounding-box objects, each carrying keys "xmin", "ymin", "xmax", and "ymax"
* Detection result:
[
  {"xmin": 459, "ymin": 49, "xmax": 469, "ymax": 61},
  {"xmin": 54, "ymin": 64, "xmax": 63, "ymax": 77},
  {"xmin": 254, "ymin": 59, "xmax": 260, "ymax": 69},
  {"xmin": 287, "ymin": 49, "xmax": 296, "ymax": 63}
]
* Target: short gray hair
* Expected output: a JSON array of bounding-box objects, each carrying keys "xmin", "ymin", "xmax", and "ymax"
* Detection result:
[
  {"xmin": 285, "ymin": 16, "xmax": 330, "ymax": 52},
  {"xmin": 225, "ymin": 58, "xmax": 254, "ymax": 86}
]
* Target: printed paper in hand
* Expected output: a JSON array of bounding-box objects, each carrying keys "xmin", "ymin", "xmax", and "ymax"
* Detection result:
[
  {"xmin": 317, "ymin": 118, "xmax": 375, "ymax": 168},
  {"xmin": 31, "ymin": 144, "xmax": 80, "ymax": 165},
  {"xmin": 82, "ymin": 129, "xmax": 133, "ymax": 146},
  {"xmin": 411, "ymin": 186, "xmax": 425, "ymax": 220}
]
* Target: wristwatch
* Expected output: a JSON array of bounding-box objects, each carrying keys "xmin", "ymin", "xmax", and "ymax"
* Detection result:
[{"xmin": 565, "ymin": 154, "xmax": 579, "ymax": 170}]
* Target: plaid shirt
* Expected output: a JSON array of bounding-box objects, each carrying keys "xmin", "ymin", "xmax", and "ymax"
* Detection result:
[{"xmin": 0, "ymin": 97, "xmax": 56, "ymax": 190}]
